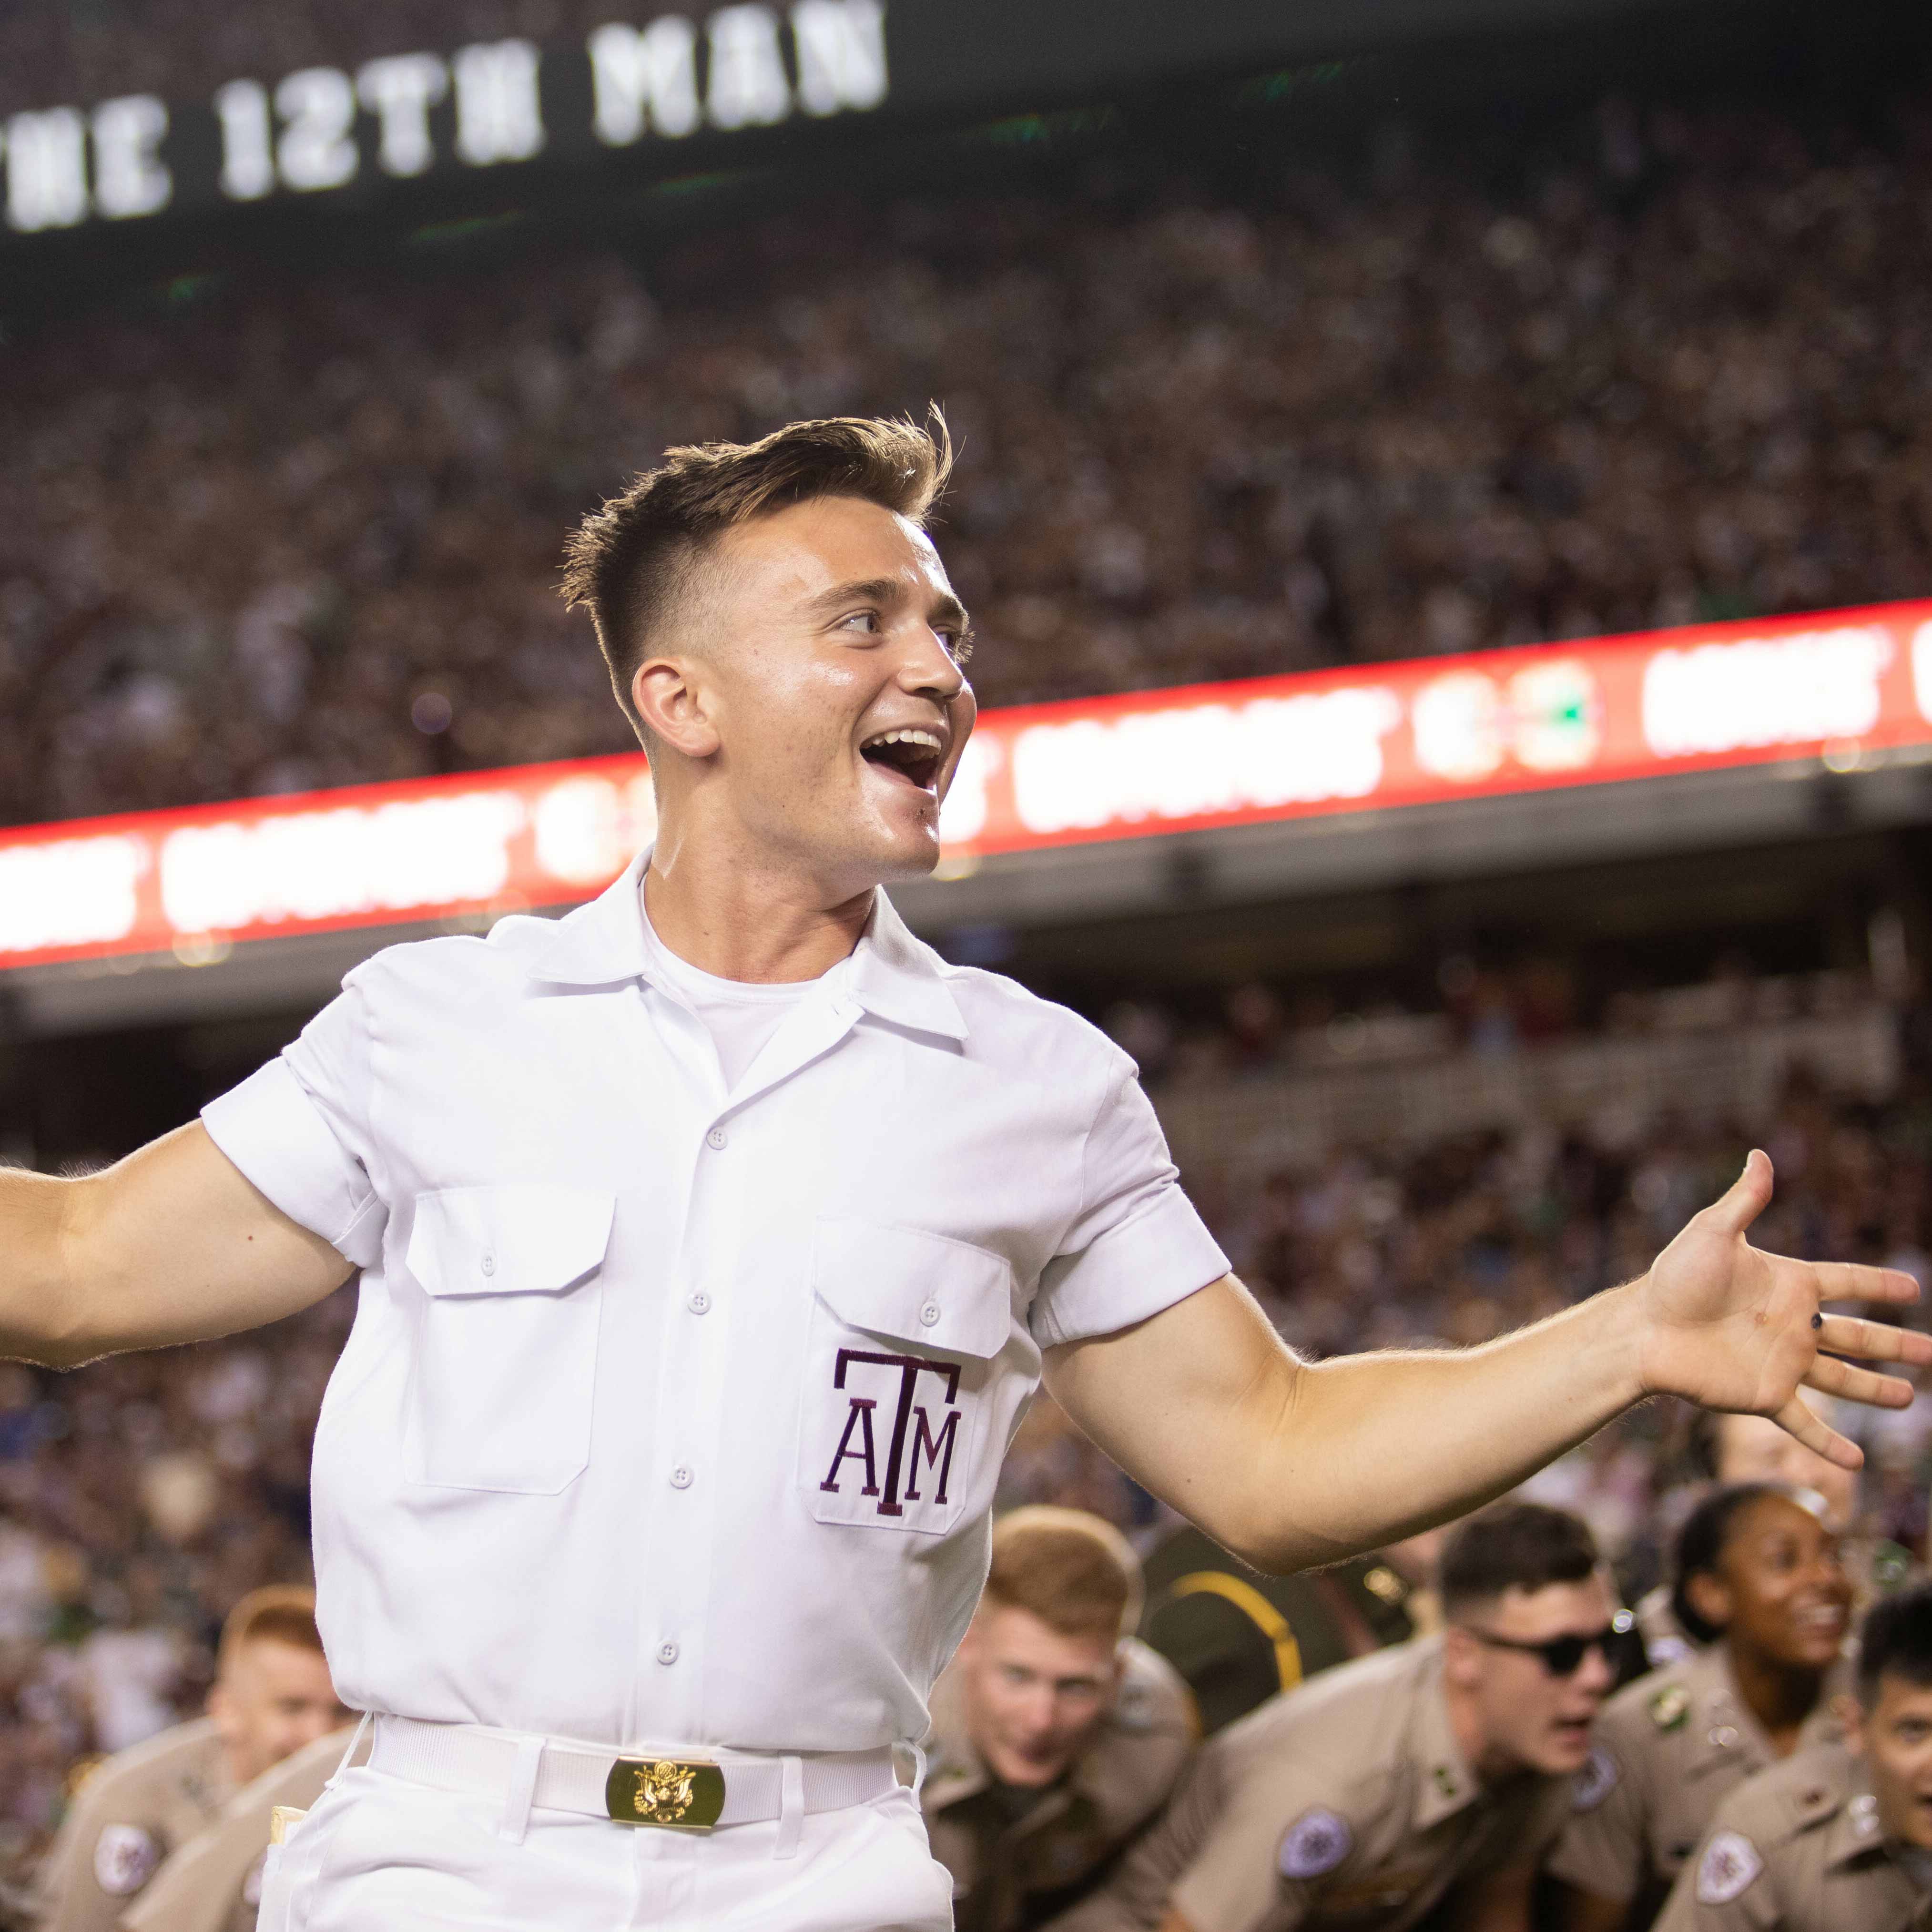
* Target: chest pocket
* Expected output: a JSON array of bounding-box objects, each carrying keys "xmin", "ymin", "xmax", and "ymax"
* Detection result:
[
  {"xmin": 799, "ymin": 1218, "xmax": 1013, "ymax": 1536},
  {"xmin": 404, "ymin": 1184, "xmax": 616, "ymax": 1494}
]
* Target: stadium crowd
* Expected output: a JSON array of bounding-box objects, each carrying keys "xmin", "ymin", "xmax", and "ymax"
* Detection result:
[{"xmin": 4, "ymin": 84, "xmax": 1932, "ymax": 826}]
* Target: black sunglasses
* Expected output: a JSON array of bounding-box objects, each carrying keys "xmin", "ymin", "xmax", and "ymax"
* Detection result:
[{"xmin": 1462, "ymin": 1609, "xmax": 1636, "ymax": 1677}]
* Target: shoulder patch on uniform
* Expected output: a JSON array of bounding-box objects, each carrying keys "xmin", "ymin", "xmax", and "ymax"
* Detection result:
[
  {"xmin": 1278, "ymin": 1808, "xmax": 1353, "ymax": 1881},
  {"xmin": 1649, "ymin": 1683, "xmax": 1690, "ymax": 1731},
  {"xmin": 1572, "ymin": 1745, "xmax": 1620, "ymax": 1812},
  {"xmin": 1694, "ymin": 1830, "xmax": 1763, "ymax": 1905},
  {"xmin": 92, "ymin": 1823, "xmax": 160, "ymax": 1896}
]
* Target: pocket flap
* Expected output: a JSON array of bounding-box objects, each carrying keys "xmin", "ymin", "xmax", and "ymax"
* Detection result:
[
  {"xmin": 407, "ymin": 1185, "xmax": 616, "ymax": 1298},
  {"xmin": 811, "ymin": 1218, "xmax": 1012, "ymax": 1359}
]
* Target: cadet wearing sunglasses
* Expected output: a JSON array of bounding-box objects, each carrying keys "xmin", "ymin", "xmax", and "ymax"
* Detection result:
[
  {"xmin": 1548, "ymin": 1484, "xmax": 1853, "ymax": 1932},
  {"xmin": 1050, "ymin": 1504, "xmax": 1618, "ymax": 1932}
]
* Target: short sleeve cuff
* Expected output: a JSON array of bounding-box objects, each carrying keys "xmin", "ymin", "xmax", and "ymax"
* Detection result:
[
  {"xmin": 201, "ymin": 1059, "xmax": 385, "ymax": 1270},
  {"xmin": 1030, "ymin": 1184, "xmax": 1229, "ymax": 1348}
]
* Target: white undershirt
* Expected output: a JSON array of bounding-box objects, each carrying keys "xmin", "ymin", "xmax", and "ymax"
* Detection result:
[{"xmin": 639, "ymin": 904, "xmax": 829, "ymax": 1092}]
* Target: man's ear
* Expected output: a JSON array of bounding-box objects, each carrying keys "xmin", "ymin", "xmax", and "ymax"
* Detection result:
[
  {"xmin": 1440, "ymin": 1625, "xmax": 1483, "ymax": 1690},
  {"xmin": 632, "ymin": 654, "xmax": 722, "ymax": 761}
]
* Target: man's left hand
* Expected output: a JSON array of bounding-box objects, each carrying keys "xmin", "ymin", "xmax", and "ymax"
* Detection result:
[{"xmin": 1636, "ymin": 1148, "xmax": 1932, "ymax": 1467}]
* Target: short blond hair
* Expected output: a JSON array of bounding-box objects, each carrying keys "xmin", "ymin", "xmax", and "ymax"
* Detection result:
[
  {"xmin": 985, "ymin": 1507, "xmax": 1143, "ymax": 1641},
  {"xmin": 216, "ymin": 1585, "xmax": 322, "ymax": 1679}
]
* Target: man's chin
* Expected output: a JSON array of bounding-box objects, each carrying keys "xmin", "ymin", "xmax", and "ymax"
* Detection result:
[{"xmin": 1536, "ymin": 1734, "xmax": 1595, "ymax": 1777}]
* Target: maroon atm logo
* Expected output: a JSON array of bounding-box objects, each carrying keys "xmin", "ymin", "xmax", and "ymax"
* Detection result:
[{"xmin": 820, "ymin": 1348, "xmax": 962, "ymax": 1517}]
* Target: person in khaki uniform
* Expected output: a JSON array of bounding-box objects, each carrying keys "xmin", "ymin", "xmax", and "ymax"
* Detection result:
[
  {"xmin": 1548, "ymin": 1486, "xmax": 1853, "ymax": 1932},
  {"xmin": 1653, "ymin": 1583, "xmax": 1932, "ymax": 1930},
  {"xmin": 31, "ymin": 1590, "xmax": 345, "ymax": 1932},
  {"xmin": 922, "ymin": 1509, "xmax": 1197, "ymax": 1932},
  {"xmin": 117, "ymin": 1724, "xmax": 361, "ymax": 1932},
  {"xmin": 1635, "ymin": 1409, "xmax": 1913, "ymax": 1668},
  {"xmin": 1053, "ymin": 1503, "xmax": 1620, "ymax": 1932}
]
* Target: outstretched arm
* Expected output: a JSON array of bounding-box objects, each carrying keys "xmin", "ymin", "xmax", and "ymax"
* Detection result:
[
  {"xmin": 1045, "ymin": 1150, "xmax": 1930, "ymax": 1574},
  {"xmin": 1, "ymin": 1123, "xmax": 354, "ymax": 1369}
]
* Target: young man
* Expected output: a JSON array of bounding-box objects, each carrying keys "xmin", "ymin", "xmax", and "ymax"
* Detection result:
[
  {"xmin": 0, "ymin": 416, "xmax": 1921, "ymax": 1930},
  {"xmin": 1052, "ymin": 1503, "xmax": 1620, "ymax": 1932},
  {"xmin": 32, "ymin": 1588, "xmax": 345, "ymax": 1932},
  {"xmin": 923, "ymin": 1507, "xmax": 1196, "ymax": 1932},
  {"xmin": 1653, "ymin": 1581, "xmax": 1932, "ymax": 1929}
]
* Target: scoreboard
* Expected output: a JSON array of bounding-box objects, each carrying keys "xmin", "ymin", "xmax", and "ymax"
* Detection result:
[{"xmin": 0, "ymin": 0, "xmax": 1698, "ymax": 254}]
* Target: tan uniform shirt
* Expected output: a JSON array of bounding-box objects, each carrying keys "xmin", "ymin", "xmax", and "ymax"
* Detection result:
[
  {"xmin": 117, "ymin": 1728, "xmax": 356, "ymax": 1932},
  {"xmin": 1050, "ymin": 1635, "xmax": 1572, "ymax": 1932},
  {"xmin": 923, "ymin": 1639, "xmax": 1196, "ymax": 1932},
  {"xmin": 1546, "ymin": 1642, "xmax": 1848, "ymax": 1918},
  {"xmin": 1652, "ymin": 1742, "xmax": 1929, "ymax": 1932},
  {"xmin": 31, "ymin": 1721, "xmax": 231, "ymax": 1932}
]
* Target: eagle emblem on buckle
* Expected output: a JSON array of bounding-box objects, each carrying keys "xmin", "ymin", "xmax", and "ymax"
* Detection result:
[
  {"xmin": 638, "ymin": 1761, "xmax": 695, "ymax": 1820},
  {"xmin": 604, "ymin": 1755, "xmax": 725, "ymax": 1830}
]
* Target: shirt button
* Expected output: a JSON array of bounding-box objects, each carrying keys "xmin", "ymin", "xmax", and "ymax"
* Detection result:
[
  {"xmin": 705, "ymin": 1127, "xmax": 728, "ymax": 1150},
  {"xmin": 480, "ymin": 1253, "xmax": 496, "ymax": 1278},
  {"xmin": 687, "ymin": 1291, "xmax": 711, "ymax": 1315},
  {"xmin": 918, "ymin": 1302, "xmax": 941, "ymax": 1327},
  {"xmin": 670, "ymin": 1465, "xmax": 693, "ymax": 1490},
  {"xmin": 657, "ymin": 1641, "xmax": 679, "ymax": 1666}
]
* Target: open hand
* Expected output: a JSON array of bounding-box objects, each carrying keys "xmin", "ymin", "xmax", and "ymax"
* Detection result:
[{"xmin": 1636, "ymin": 1149, "xmax": 1932, "ymax": 1467}]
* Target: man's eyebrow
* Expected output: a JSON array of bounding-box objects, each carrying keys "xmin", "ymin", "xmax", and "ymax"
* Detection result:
[{"xmin": 806, "ymin": 577, "xmax": 971, "ymax": 633}]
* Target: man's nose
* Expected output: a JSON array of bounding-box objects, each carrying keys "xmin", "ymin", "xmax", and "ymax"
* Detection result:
[{"xmin": 896, "ymin": 623, "xmax": 965, "ymax": 701}]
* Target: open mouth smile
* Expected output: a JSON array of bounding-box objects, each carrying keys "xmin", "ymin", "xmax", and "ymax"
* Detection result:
[{"xmin": 859, "ymin": 726, "xmax": 946, "ymax": 793}]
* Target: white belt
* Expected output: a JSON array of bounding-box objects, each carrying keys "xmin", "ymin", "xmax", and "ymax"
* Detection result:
[{"xmin": 368, "ymin": 1716, "xmax": 897, "ymax": 1832}]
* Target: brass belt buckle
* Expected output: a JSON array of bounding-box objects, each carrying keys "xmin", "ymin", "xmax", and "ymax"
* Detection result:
[{"xmin": 604, "ymin": 1756, "xmax": 726, "ymax": 1831}]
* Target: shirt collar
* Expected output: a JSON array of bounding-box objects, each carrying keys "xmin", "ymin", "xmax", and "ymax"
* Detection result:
[
  {"xmin": 1412, "ymin": 1641, "xmax": 1483, "ymax": 1829},
  {"xmin": 527, "ymin": 848, "xmax": 968, "ymax": 1044}
]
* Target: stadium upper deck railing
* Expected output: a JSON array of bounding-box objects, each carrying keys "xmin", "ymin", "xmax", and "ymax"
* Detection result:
[
  {"xmin": 1153, "ymin": 991, "xmax": 1900, "ymax": 1181},
  {"xmin": 1, "ymin": 596, "xmax": 1930, "ymax": 973}
]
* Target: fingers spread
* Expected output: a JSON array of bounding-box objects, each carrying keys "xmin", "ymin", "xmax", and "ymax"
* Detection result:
[
  {"xmin": 1772, "ymin": 1393, "xmax": 1864, "ymax": 1470},
  {"xmin": 1805, "ymin": 1261, "xmax": 1924, "ymax": 1309},
  {"xmin": 1816, "ymin": 1314, "xmax": 1932, "ymax": 1365},
  {"xmin": 1805, "ymin": 1354, "xmax": 1916, "ymax": 1410},
  {"xmin": 1707, "ymin": 1148, "xmax": 1775, "ymax": 1238}
]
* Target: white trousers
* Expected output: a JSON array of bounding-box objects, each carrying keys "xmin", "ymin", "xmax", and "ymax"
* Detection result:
[{"xmin": 258, "ymin": 1765, "xmax": 955, "ymax": 1932}]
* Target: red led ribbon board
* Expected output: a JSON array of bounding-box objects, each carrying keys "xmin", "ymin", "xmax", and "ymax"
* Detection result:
[{"xmin": 3, "ymin": 598, "xmax": 1930, "ymax": 970}]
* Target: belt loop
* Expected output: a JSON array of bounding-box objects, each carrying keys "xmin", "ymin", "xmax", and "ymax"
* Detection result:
[
  {"xmin": 327, "ymin": 1713, "xmax": 372, "ymax": 1790},
  {"xmin": 498, "ymin": 1738, "xmax": 543, "ymax": 1845},
  {"xmin": 773, "ymin": 1755, "xmax": 804, "ymax": 1860},
  {"xmin": 908, "ymin": 1740, "xmax": 928, "ymax": 1801}
]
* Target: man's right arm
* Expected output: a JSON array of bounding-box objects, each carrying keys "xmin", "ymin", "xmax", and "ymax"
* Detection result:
[{"xmin": 3, "ymin": 1123, "xmax": 354, "ymax": 1368}]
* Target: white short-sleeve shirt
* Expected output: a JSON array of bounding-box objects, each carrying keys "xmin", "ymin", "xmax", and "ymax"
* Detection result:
[{"xmin": 201, "ymin": 850, "xmax": 1228, "ymax": 1754}]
